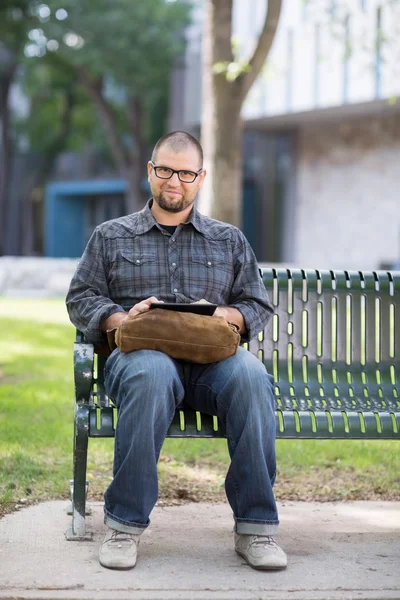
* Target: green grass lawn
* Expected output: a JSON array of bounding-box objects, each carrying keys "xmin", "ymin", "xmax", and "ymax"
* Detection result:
[{"xmin": 0, "ymin": 299, "xmax": 399, "ymax": 516}]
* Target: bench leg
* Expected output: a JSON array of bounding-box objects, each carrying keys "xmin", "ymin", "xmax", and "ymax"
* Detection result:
[
  {"xmin": 67, "ymin": 479, "xmax": 91, "ymax": 516},
  {"xmin": 65, "ymin": 403, "xmax": 93, "ymax": 541}
]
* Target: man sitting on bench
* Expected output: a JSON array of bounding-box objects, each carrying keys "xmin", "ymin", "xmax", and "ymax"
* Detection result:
[{"xmin": 66, "ymin": 131, "xmax": 287, "ymax": 572}]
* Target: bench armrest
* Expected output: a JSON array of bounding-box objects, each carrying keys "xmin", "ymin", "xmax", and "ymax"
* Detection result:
[{"xmin": 74, "ymin": 341, "xmax": 94, "ymax": 404}]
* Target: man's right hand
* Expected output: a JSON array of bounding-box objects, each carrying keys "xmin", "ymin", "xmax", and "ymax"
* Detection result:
[
  {"xmin": 101, "ymin": 297, "xmax": 162, "ymax": 332},
  {"xmin": 128, "ymin": 296, "xmax": 162, "ymax": 318}
]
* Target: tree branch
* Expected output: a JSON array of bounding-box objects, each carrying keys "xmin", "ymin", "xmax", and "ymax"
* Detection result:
[
  {"xmin": 128, "ymin": 95, "xmax": 147, "ymax": 165},
  {"xmin": 75, "ymin": 65, "xmax": 130, "ymax": 173},
  {"xmin": 211, "ymin": 0, "xmax": 234, "ymax": 64},
  {"xmin": 126, "ymin": 95, "xmax": 142, "ymax": 163},
  {"xmin": 39, "ymin": 88, "xmax": 75, "ymax": 175},
  {"xmin": 239, "ymin": 0, "xmax": 282, "ymax": 102}
]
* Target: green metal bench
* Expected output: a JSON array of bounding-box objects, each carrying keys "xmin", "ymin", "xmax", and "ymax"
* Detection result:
[{"xmin": 67, "ymin": 268, "xmax": 400, "ymax": 540}]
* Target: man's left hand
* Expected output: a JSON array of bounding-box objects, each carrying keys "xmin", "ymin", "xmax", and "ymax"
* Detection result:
[{"xmin": 192, "ymin": 299, "xmax": 245, "ymax": 335}]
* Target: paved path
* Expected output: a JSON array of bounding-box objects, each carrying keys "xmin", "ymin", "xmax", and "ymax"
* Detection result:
[{"xmin": 0, "ymin": 501, "xmax": 399, "ymax": 600}]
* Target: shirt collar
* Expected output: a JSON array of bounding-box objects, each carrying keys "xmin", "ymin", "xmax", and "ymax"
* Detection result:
[
  {"xmin": 134, "ymin": 199, "xmax": 159, "ymax": 234},
  {"xmin": 135, "ymin": 199, "xmax": 207, "ymax": 235}
]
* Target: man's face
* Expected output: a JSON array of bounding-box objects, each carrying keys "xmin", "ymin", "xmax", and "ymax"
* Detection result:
[{"xmin": 147, "ymin": 146, "xmax": 206, "ymax": 214}]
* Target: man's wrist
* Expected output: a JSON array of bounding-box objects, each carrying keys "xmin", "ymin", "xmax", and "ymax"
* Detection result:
[
  {"xmin": 100, "ymin": 311, "xmax": 127, "ymax": 332},
  {"xmin": 216, "ymin": 306, "xmax": 246, "ymax": 335}
]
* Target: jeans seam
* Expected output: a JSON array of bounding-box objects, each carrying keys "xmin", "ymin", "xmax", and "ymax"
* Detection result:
[
  {"xmin": 225, "ymin": 470, "xmax": 241, "ymax": 518},
  {"xmin": 114, "ymin": 415, "xmax": 122, "ymax": 474},
  {"xmin": 154, "ymin": 391, "xmax": 185, "ymax": 457},
  {"xmin": 188, "ymin": 380, "xmax": 241, "ymax": 508}
]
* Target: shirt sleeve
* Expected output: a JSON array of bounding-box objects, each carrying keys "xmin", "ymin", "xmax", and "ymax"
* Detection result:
[
  {"xmin": 66, "ymin": 227, "xmax": 125, "ymax": 345},
  {"xmin": 228, "ymin": 229, "xmax": 273, "ymax": 342}
]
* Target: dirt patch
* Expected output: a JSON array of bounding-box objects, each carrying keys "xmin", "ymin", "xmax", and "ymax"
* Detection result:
[
  {"xmin": 86, "ymin": 460, "xmax": 227, "ymax": 506},
  {"xmin": 86, "ymin": 461, "xmax": 400, "ymax": 506},
  {"xmin": 275, "ymin": 469, "xmax": 400, "ymax": 502},
  {"xmin": 0, "ymin": 500, "xmax": 39, "ymax": 519},
  {"xmin": 1, "ymin": 464, "xmax": 399, "ymax": 521},
  {"xmin": 0, "ymin": 503, "xmax": 16, "ymax": 519}
]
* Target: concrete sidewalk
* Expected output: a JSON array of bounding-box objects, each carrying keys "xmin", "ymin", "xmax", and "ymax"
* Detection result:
[{"xmin": 0, "ymin": 500, "xmax": 399, "ymax": 600}]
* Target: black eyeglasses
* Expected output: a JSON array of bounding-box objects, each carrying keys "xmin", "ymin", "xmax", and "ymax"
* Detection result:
[{"xmin": 150, "ymin": 161, "xmax": 203, "ymax": 184}]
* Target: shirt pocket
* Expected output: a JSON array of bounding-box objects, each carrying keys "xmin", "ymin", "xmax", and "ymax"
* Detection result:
[
  {"xmin": 110, "ymin": 250, "xmax": 157, "ymax": 299},
  {"xmin": 189, "ymin": 252, "xmax": 234, "ymax": 303}
]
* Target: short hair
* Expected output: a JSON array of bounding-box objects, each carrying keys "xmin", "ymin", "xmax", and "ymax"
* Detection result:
[{"xmin": 152, "ymin": 131, "xmax": 203, "ymax": 168}]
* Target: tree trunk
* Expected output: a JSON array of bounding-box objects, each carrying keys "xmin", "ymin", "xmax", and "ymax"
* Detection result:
[
  {"xmin": 0, "ymin": 62, "xmax": 17, "ymax": 255},
  {"xmin": 19, "ymin": 89, "xmax": 76, "ymax": 255},
  {"xmin": 126, "ymin": 96, "xmax": 149, "ymax": 212},
  {"xmin": 200, "ymin": 0, "xmax": 245, "ymax": 226},
  {"xmin": 210, "ymin": 93, "xmax": 243, "ymax": 225},
  {"xmin": 200, "ymin": 0, "xmax": 282, "ymax": 227},
  {"xmin": 198, "ymin": 0, "xmax": 214, "ymax": 220},
  {"xmin": 77, "ymin": 67, "xmax": 145, "ymax": 215}
]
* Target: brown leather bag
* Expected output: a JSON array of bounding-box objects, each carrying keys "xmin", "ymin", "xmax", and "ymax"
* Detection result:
[{"xmin": 107, "ymin": 308, "xmax": 240, "ymax": 364}]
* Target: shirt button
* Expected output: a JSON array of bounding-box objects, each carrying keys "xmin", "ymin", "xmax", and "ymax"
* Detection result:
[
  {"xmin": 173, "ymin": 288, "xmax": 178, "ymax": 293},
  {"xmin": 171, "ymin": 237, "xmax": 175, "ymax": 242},
  {"xmin": 136, "ymin": 260, "xmax": 140, "ymax": 264},
  {"xmin": 207, "ymin": 261, "xmax": 212, "ymax": 266},
  {"xmin": 172, "ymin": 263, "xmax": 176, "ymax": 267}
]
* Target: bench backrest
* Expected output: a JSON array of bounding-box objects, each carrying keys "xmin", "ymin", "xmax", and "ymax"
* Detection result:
[
  {"xmin": 88, "ymin": 268, "xmax": 399, "ymax": 437},
  {"xmin": 256, "ymin": 269, "xmax": 399, "ymax": 411}
]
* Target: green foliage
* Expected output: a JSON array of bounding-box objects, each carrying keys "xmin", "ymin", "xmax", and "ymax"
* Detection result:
[
  {"xmin": 0, "ymin": 314, "xmax": 75, "ymax": 505},
  {"xmin": 212, "ymin": 36, "xmax": 252, "ymax": 83},
  {"xmin": 1, "ymin": 299, "xmax": 399, "ymax": 509},
  {"xmin": 213, "ymin": 60, "xmax": 251, "ymax": 82},
  {"xmin": 2, "ymin": 0, "xmax": 191, "ymax": 171},
  {"xmin": 40, "ymin": 0, "xmax": 190, "ymax": 93},
  {"xmin": 28, "ymin": 0, "xmax": 191, "ymax": 145},
  {"xmin": 0, "ymin": 1, "xmax": 37, "ymax": 57},
  {"xmin": 15, "ymin": 55, "xmax": 99, "ymax": 155}
]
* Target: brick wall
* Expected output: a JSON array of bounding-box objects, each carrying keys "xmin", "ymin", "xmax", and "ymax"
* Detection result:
[{"xmin": 295, "ymin": 114, "xmax": 400, "ymax": 270}]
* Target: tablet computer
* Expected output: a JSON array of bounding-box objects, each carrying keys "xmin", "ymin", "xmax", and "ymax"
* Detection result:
[{"xmin": 149, "ymin": 302, "xmax": 217, "ymax": 316}]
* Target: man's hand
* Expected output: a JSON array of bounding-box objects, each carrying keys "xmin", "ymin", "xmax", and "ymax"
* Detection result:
[
  {"xmin": 192, "ymin": 299, "xmax": 246, "ymax": 335},
  {"xmin": 128, "ymin": 296, "xmax": 163, "ymax": 318},
  {"xmin": 100, "ymin": 297, "xmax": 163, "ymax": 332}
]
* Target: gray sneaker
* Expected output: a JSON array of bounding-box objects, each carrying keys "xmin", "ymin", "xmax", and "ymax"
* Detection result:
[
  {"xmin": 234, "ymin": 533, "xmax": 287, "ymax": 570},
  {"xmin": 99, "ymin": 528, "xmax": 141, "ymax": 570}
]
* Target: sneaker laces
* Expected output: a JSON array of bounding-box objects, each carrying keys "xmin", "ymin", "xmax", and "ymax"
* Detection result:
[
  {"xmin": 251, "ymin": 535, "xmax": 278, "ymax": 549},
  {"xmin": 107, "ymin": 530, "xmax": 137, "ymax": 548}
]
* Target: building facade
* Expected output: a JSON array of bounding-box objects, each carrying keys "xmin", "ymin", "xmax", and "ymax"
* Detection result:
[{"xmin": 169, "ymin": 0, "xmax": 400, "ymax": 269}]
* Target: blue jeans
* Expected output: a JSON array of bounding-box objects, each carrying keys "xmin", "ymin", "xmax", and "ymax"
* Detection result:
[{"xmin": 103, "ymin": 346, "xmax": 279, "ymax": 535}]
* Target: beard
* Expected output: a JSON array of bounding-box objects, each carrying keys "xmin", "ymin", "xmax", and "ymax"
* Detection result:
[{"xmin": 153, "ymin": 190, "xmax": 195, "ymax": 213}]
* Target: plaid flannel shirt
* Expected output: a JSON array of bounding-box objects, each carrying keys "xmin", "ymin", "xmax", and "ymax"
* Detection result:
[{"xmin": 66, "ymin": 200, "xmax": 273, "ymax": 345}]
